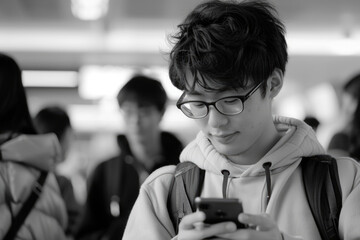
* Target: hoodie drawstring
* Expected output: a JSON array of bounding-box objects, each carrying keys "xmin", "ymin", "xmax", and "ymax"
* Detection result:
[
  {"xmin": 222, "ymin": 164, "xmax": 272, "ymax": 205},
  {"xmin": 221, "ymin": 170, "xmax": 230, "ymax": 198},
  {"xmin": 262, "ymin": 162, "xmax": 272, "ymax": 205}
]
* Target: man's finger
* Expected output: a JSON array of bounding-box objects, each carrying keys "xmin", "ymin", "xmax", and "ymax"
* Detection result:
[
  {"xmin": 195, "ymin": 222, "xmax": 237, "ymax": 239},
  {"xmin": 179, "ymin": 211, "xmax": 206, "ymax": 230},
  {"xmin": 180, "ymin": 220, "xmax": 237, "ymax": 240},
  {"xmin": 238, "ymin": 213, "xmax": 276, "ymax": 231},
  {"xmin": 219, "ymin": 228, "xmax": 275, "ymax": 240}
]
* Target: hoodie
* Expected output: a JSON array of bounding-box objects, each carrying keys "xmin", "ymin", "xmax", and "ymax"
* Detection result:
[
  {"xmin": 0, "ymin": 134, "xmax": 68, "ymax": 240},
  {"xmin": 123, "ymin": 116, "xmax": 360, "ymax": 240}
]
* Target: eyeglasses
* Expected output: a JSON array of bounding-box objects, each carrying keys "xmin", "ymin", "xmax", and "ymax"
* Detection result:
[{"xmin": 176, "ymin": 81, "xmax": 263, "ymax": 119}]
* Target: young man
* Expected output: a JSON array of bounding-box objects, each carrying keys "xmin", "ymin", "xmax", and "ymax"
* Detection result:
[
  {"xmin": 75, "ymin": 75, "xmax": 183, "ymax": 240},
  {"xmin": 123, "ymin": 1, "xmax": 360, "ymax": 240}
]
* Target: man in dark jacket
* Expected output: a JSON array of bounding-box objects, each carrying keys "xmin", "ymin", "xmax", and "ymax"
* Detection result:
[{"xmin": 75, "ymin": 75, "xmax": 183, "ymax": 240}]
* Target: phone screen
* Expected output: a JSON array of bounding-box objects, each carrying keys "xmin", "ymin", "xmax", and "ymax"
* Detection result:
[{"xmin": 195, "ymin": 197, "xmax": 245, "ymax": 228}]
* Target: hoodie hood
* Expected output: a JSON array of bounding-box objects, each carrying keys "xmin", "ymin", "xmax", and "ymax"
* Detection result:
[
  {"xmin": 0, "ymin": 133, "xmax": 62, "ymax": 171},
  {"xmin": 180, "ymin": 116, "xmax": 325, "ymax": 177}
]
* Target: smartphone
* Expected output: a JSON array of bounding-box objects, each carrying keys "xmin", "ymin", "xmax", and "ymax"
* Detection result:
[{"xmin": 195, "ymin": 197, "xmax": 245, "ymax": 228}]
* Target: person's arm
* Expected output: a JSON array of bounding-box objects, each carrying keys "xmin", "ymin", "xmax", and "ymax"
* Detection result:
[
  {"xmin": 337, "ymin": 157, "xmax": 360, "ymax": 239},
  {"xmin": 55, "ymin": 175, "xmax": 81, "ymax": 237},
  {"xmin": 75, "ymin": 165, "xmax": 110, "ymax": 240},
  {"xmin": 122, "ymin": 166, "xmax": 177, "ymax": 240}
]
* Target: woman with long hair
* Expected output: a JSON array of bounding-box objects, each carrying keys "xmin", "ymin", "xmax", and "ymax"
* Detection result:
[
  {"xmin": 328, "ymin": 73, "xmax": 360, "ymax": 161},
  {"xmin": 0, "ymin": 53, "xmax": 68, "ymax": 239}
]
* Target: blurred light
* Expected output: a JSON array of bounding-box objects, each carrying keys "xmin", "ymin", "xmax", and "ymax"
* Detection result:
[
  {"xmin": 78, "ymin": 65, "xmax": 182, "ymax": 100},
  {"xmin": 331, "ymin": 38, "xmax": 360, "ymax": 56},
  {"xmin": 306, "ymin": 83, "xmax": 338, "ymax": 122},
  {"xmin": 276, "ymin": 94, "xmax": 306, "ymax": 119},
  {"xmin": 0, "ymin": 28, "xmax": 104, "ymax": 52},
  {"xmin": 68, "ymin": 104, "xmax": 123, "ymax": 132},
  {"xmin": 287, "ymin": 34, "xmax": 360, "ymax": 55},
  {"xmin": 104, "ymin": 28, "xmax": 168, "ymax": 53},
  {"xmin": 71, "ymin": 0, "xmax": 109, "ymax": 21},
  {"xmin": 22, "ymin": 70, "xmax": 78, "ymax": 87},
  {"xmin": 0, "ymin": 28, "xmax": 166, "ymax": 53},
  {"xmin": 2, "ymin": 28, "xmax": 359, "ymax": 56},
  {"xmin": 275, "ymin": 81, "xmax": 338, "ymax": 121},
  {"xmin": 78, "ymin": 65, "xmax": 133, "ymax": 99}
]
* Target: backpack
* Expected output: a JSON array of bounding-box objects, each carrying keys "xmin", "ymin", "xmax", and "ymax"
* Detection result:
[{"xmin": 167, "ymin": 155, "xmax": 342, "ymax": 240}]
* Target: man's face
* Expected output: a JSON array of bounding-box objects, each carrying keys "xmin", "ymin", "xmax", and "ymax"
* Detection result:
[
  {"xmin": 183, "ymin": 74, "xmax": 275, "ymax": 161},
  {"xmin": 121, "ymin": 101, "xmax": 163, "ymax": 142},
  {"xmin": 60, "ymin": 126, "xmax": 74, "ymax": 161},
  {"xmin": 341, "ymin": 92, "xmax": 357, "ymax": 119}
]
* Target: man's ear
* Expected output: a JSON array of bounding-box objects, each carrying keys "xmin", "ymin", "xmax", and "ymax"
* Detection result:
[
  {"xmin": 267, "ymin": 68, "xmax": 283, "ymax": 98},
  {"xmin": 158, "ymin": 108, "xmax": 166, "ymax": 121}
]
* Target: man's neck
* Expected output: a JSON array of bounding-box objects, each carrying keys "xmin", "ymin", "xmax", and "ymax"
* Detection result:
[
  {"xmin": 128, "ymin": 133, "xmax": 162, "ymax": 168},
  {"xmin": 228, "ymin": 122, "xmax": 282, "ymax": 165}
]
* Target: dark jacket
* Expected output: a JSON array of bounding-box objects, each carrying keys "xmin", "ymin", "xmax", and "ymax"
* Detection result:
[
  {"xmin": 55, "ymin": 174, "xmax": 81, "ymax": 237},
  {"xmin": 75, "ymin": 132, "xmax": 183, "ymax": 240}
]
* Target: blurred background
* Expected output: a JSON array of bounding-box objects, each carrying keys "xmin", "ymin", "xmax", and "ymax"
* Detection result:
[{"xmin": 1, "ymin": 0, "xmax": 360, "ymax": 202}]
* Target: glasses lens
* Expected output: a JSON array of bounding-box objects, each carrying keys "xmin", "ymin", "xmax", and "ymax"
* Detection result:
[
  {"xmin": 180, "ymin": 102, "xmax": 208, "ymax": 118},
  {"xmin": 216, "ymin": 98, "xmax": 244, "ymax": 115}
]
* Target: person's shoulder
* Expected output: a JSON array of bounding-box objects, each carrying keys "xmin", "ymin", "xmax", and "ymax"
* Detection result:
[
  {"xmin": 88, "ymin": 155, "xmax": 123, "ymax": 180},
  {"xmin": 95, "ymin": 154, "xmax": 122, "ymax": 168},
  {"xmin": 328, "ymin": 156, "xmax": 360, "ymax": 205},
  {"xmin": 334, "ymin": 156, "xmax": 360, "ymax": 169},
  {"xmin": 142, "ymin": 165, "xmax": 176, "ymax": 186},
  {"xmin": 328, "ymin": 132, "xmax": 350, "ymax": 151},
  {"xmin": 332, "ymin": 156, "xmax": 360, "ymax": 185}
]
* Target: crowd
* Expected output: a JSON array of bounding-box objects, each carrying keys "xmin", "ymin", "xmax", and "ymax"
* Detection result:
[{"xmin": 1, "ymin": 0, "xmax": 360, "ymax": 239}]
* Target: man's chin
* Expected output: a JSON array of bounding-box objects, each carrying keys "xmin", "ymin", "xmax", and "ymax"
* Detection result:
[{"xmin": 213, "ymin": 143, "xmax": 242, "ymax": 157}]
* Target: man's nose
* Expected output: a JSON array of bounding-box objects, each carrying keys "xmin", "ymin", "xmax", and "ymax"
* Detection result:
[
  {"xmin": 207, "ymin": 105, "xmax": 228, "ymax": 128},
  {"xmin": 127, "ymin": 112, "xmax": 142, "ymax": 123}
]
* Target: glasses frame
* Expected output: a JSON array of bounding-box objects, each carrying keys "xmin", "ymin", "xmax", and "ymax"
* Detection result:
[{"xmin": 176, "ymin": 81, "xmax": 264, "ymax": 119}]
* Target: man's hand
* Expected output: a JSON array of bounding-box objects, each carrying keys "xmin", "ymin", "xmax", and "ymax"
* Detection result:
[
  {"xmin": 218, "ymin": 213, "xmax": 283, "ymax": 240},
  {"xmin": 178, "ymin": 212, "xmax": 283, "ymax": 240},
  {"xmin": 177, "ymin": 211, "xmax": 237, "ymax": 240}
]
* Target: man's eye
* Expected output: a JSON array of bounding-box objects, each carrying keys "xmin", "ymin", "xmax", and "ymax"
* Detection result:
[
  {"xmin": 192, "ymin": 102, "xmax": 205, "ymax": 108},
  {"xmin": 223, "ymin": 98, "xmax": 240, "ymax": 104}
]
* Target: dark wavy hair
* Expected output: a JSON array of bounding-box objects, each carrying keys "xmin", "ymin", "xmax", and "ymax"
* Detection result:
[
  {"xmin": 169, "ymin": 0, "xmax": 288, "ymax": 94},
  {"xmin": 117, "ymin": 75, "xmax": 168, "ymax": 113},
  {"xmin": 344, "ymin": 73, "xmax": 360, "ymax": 159},
  {"xmin": 0, "ymin": 53, "xmax": 36, "ymax": 134}
]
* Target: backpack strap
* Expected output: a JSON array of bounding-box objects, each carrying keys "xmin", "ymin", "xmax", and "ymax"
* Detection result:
[
  {"xmin": 167, "ymin": 162, "xmax": 205, "ymax": 234},
  {"xmin": 301, "ymin": 155, "xmax": 342, "ymax": 240},
  {"xmin": 4, "ymin": 170, "xmax": 48, "ymax": 240},
  {"xmin": 106, "ymin": 155, "xmax": 124, "ymax": 217}
]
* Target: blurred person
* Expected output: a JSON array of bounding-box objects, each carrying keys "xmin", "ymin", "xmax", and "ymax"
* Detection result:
[
  {"xmin": 303, "ymin": 115, "xmax": 320, "ymax": 133},
  {"xmin": 328, "ymin": 73, "xmax": 360, "ymax": 161},
  {"xmin": 75, "ymin": 75, "xmax": 183, "ymax": 240},
  {"xmin": 34, "ymin": 106, "xmax": 82, "ymax": 238},
  {"xmin": 0, "ymin": 53, "xmax": 68, "ymax": 239},
  {"xmin": 123, "ymin": 1, "xmax": 360, "ymax": 239}
]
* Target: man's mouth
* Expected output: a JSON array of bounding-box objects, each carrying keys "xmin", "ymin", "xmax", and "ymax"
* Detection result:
[{"xmin": 210, "ymin": 132, "xmax": 238, "ymax": 143}]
